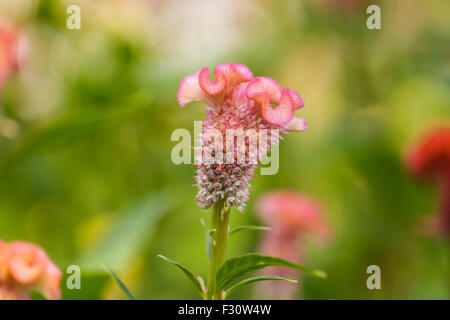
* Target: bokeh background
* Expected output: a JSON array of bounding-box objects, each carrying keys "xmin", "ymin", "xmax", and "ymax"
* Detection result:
[{"xmin": 0, "ymin": 0, "xmax": 449, "ymax": 299}]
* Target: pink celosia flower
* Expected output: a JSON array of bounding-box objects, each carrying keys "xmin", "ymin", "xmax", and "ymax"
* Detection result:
[
  {"xmin": 257, "ymin": 191, "xmax": 331, "ymax": 241},
  {"xmin": 177, "ymin": 63, "xmax": 307, "ymax": 211},
  {"xmin": 0, "ymin": 240, "xmax": 62, "ymax": 300},
  {"xmin": 255, "ymin": 190, "xmax": 331, "ymax": 299},
  {"xmin": 0, "ymin": 23, "xmax": 26, "ymax": 92},
  {"xmin": 407, "ymin": 127, "xmax": 450, "ymax": 237}
]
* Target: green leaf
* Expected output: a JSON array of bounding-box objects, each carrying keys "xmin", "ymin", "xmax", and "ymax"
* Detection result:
[
  {"xmin": 78, "ymin": 190, "xmax": 176, "ymax": 272},
  {"xmin": 157, "ymin": 255, "xmax": 205, "ymax": 298},
  {"xmin": 0, "ymin": 92, "xmax": 151, "ymax": 175},
  {"xmin": 224, "ymin": 276, "xmax": 297, "ymax": 298},
  {"xmin": 200, "ymin": 218, "xmax": 216, "ymax": 238},
  {"xmin": 103, "ymin": 266, "xmax": 137, "ymax": 300},
  {"xmin": 216, "ymin": 253, "xmax": 327, "ymax": 291},
  {"xmin": 229, "ymin": 225, "xmax": 271, "ymax": 235},
  {"xmin": 200, "ymin": 218, "xmax": 214, "ymax": 261}
]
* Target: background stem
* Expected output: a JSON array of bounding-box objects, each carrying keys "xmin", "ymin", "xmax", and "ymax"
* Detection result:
[{"xmin": 206, "ymin": 200, "xmax": 230, "ymax": 300}]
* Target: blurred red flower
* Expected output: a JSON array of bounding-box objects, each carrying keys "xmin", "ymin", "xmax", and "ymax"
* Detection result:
[
  {"xmin": 0, "ymin": 23, "xmax": 26, "ymax": 93},
  {"xmin": 407, "ymin": 127, "xmax": 450, "ymax": 237}
]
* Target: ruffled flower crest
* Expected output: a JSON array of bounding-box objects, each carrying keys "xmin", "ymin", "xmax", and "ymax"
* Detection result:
[{"xmin": 177, "ymin": 63, "xmax": 306, "ymax": 130}]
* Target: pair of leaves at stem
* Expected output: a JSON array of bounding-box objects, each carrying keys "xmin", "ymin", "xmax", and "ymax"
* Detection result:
[{"xmin": 157, "ymin": 253, "xmax": 327, "ymax": 299}]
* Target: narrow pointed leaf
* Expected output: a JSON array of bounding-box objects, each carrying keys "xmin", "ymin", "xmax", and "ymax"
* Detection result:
[
  {"xmin": 205, "ymin": 232, "xmax": 212, "ymax": 262},
  {"xmin": 103, "ymin": 266, "xmax": 136, "ymax": 300},
  {"xmin": 224, "ymin": 276, "xmax": 297, "ymax": 298},
  {"xmin": 200, "ymin": 218, "xmax": 213, "ymax": 261},
  {"xmin": 229, "ymin": 225, "xmax": 271, "ymax": 235},
  {"xmin": 200, "ymin": 218, "xmax": 215, "ymax": 237},
  {"xmin": 157, "ymin": 255, "xmax": 205, "ymax": 298},
  {"xmin": 216, "ymin": 253, "xmax": 327, "ymax": 291}
]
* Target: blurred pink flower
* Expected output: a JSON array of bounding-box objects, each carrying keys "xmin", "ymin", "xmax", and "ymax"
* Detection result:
[
  {"xmin": 406, "ymin": 127, "xmax": 450, "ymax": 237},
  {"xmin": 0, "ymin": 240, "xmax": 62, "ymax": 300},
  {"xmin": 257, "ymin": 190, "xmax": 331, "ymax": 241},
  {"xmin": 0, "ymin": 23, "xmax": 26, "ymax": 93},
  {"xmin": 255, "ymin": 190, "xmax": 331, "ymax": 299},
  {"xmin": 178, "ymin": 63, "xmax": 307, "ymax": 210}
]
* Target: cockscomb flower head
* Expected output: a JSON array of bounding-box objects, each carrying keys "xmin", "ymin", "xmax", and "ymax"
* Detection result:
[
  {"xmin": 0, "ymin": 240, "xmax": 62, "ymax": 300},
  {"xmin": 0, "ymin": 23, "xmax": 26, "ymax": 92},
  {"xmin": 177, "ymin": 63, "xmax": 307, "ymax": 211},
  {"xmin": 406, "ymin": 127, "xmax": 450, "ymax": 236}
]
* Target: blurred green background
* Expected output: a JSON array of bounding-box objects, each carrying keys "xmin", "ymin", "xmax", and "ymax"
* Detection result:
[{"xmin": 0, "ymin": 0, "xmax": 449, "ymax": 299}]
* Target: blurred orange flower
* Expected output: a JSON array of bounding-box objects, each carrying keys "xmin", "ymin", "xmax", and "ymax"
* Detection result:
[{"xmin": 0, "ymin": 240, "xmax": 62, "ymax": 300}]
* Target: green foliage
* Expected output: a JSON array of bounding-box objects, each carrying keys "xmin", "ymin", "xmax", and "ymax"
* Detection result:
[
  {"xmin": 200, "ymin": 218, "xmax": 214, "ymax": 261},
  {"xmin": 79, "ymin": 190, "xmax": 176, "ymax": 272},
  {"xmin": 0, "ymin": 93, "xmax": 152, "ymax": 175},
  {"xmin": 61, "ymin": 274, "xmax": 110, "ymax": 300},
  {"xmin": 216, "ymin": 253, "xmax": 327, "ymax": 293},
  {"xmin": 158, "ymin": 245, "xmax": 324, "ymax": 299},
  {"xmin": 103, "ymin": 266, "xmax": 137, "ymax": 300},
  {"xmin": 229, "ymin": 225, "xmax": 271, "ymax": 235},
  {"xmin": 224, "ymin": 276, "xmax": 297, "ymax": 298},
  {"xmin": 157, "ymin": 255, "xmax": 206, "ymax": 298}
]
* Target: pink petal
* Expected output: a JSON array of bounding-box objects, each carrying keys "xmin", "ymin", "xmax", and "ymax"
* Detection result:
[
  {"xmin": 198, "ymin": 66, "xmax": 226, "ymax": 95},
  {"xmin": 286, "ymin": 117, "xmax": 308, "ymax": 131},
  {"xmin": 261, "ymin": 89, "xmax": 295, "ymax": 127},
  {"xmin": 246, "ymin": 77, "xmax": 282, "ymax": 103},
  {"xmin": 37, "ymin": 261, "xmax": 62, "ymax": 300},
  {"xmin": 202, "ymin": 63, "xmax": 253, "ymax": 99},
  {"xmin": 177, "ymin": 71, "xmax": 207, "ymax": 107},
  {"xmin": 0, "ymin": 26, "xmax": 19, "ymax": 70},
  {"xmin": 0, "ymin": 285, "xmax": 31, "ymax": 300},
  {"xmin": 0, "ymin": 241, "xmax": 10, "ymax": 282},
  {"xmin": 217, "ymin": 63, "xmax": 253, "ymax": 88},
  {"xmin": 231, "ymin": 82, "xmax": 250, "ymax": 106},
  {"xmin": 286, "ymin": 89, "xmax": 304, "ymax": 109},
  {"xmin": 256, "ymin": 190, "xmax": 331, "ymax": 243},
  {"xmin": 8, "ymin": 242, "xmax": 47, "ymax": 284}
]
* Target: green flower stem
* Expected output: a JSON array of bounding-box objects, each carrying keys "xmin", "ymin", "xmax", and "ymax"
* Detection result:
[{"xmin": 206, "ymin": 200, "xmax": 230, "ymax": 300}]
